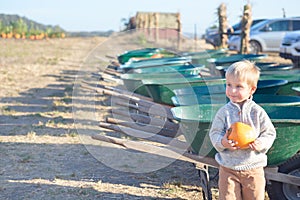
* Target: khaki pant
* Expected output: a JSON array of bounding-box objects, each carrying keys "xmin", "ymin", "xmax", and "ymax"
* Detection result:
[{"xmin": 218, "ymin": 166, "xmax": 265, "ymax": 200}]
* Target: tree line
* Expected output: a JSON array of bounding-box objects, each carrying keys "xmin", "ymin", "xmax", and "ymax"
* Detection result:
[{"xmin": 0, "ymin": 15, "xmax": 65, "ymax": 40}]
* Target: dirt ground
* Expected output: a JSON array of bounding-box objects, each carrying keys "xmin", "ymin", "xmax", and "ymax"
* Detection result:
[{"xmin": 0, "ymin": 36, "xmax": 287, "ymax": 199}]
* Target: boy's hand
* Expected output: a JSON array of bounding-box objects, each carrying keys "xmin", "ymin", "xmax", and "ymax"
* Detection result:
[
  {"xmin": 221, "ymin": 130, "xmax": 239, "ymax": 150},
  {"xmin": 249, "ymin": 139, "xmax": 263, "ymax": 151}
]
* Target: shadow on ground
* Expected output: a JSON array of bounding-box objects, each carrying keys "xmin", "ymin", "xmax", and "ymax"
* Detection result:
[{"xmin": 0, "ymin": 68, "xmax": 207, "ymax": 199}]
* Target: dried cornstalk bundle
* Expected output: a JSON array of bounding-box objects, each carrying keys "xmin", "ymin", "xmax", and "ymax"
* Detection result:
[
  {"xmin": 218, "ymin": 3, "xmax": 229, "ymax": 48},
  {"xmin": 240, "ymin": 4, "xmax": 253, "ymax": 54}
]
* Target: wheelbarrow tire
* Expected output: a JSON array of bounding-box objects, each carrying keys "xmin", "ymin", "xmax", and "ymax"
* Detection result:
[{"xmin": 266, "ymin": 153, "xmax": 300, "ymax": 200}]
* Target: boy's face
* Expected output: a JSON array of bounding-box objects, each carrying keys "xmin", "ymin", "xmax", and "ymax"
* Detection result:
[{"xmin": 225, "ymin": 75, "xmax": 256, "ymax": 105}]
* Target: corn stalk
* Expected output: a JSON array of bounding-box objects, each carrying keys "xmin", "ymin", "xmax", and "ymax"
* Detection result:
[
  {"xmin": 240, "ymin": 4, "xmax": 253, "ymax": 54},
  {"xmin": 218, "ymin": 3, "xmax": 229, "ymax": 48}
]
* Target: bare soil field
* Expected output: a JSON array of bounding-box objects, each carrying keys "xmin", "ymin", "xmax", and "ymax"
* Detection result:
[{"xmin": 0, "ymin": 37, "xmax": 285, "ymax": 199}]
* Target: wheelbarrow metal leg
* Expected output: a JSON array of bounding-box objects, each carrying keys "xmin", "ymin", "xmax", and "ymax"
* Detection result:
[{"xmin": 196, "ymin": 163, "xmax": 212, "ymax": 200}]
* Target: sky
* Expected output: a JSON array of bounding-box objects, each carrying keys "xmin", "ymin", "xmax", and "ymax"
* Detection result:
[{"xmin": 1, "ymin": 0, "xmax": 299, "ymax": 35}]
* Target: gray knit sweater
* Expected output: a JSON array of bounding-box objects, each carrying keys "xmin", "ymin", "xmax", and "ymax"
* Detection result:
[{"xmin": 209, "ymin": 97, "xmax": 276, "ymax": 170}]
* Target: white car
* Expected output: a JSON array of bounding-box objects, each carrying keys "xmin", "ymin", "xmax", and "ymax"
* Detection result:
[
  {"xmin": 280, "ymin": 30, "xmax": 300, "ymax": 67},
  {"xmin": 204, "ymin": 19, "xmax": 266, "ymax": 47},
  {"xmin": 228, "ymin": 17, "xmax": 300, "ymax": 54}
]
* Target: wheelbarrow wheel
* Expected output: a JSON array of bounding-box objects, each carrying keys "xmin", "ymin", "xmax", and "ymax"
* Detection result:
[{"xmin": 266, "ymin": 153, "xmax": 300, "ymax": 200}]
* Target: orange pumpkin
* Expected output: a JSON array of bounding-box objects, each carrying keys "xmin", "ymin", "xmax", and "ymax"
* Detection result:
[
  {"xmin": 14, "ymin": 33, "xmax": 21, "ymax": 39},
  {"xmin": 1, "ymin": 32, "xmax": 7, "ymax": 38},
  {"xmin": 227, "ymin": 122, "xmax": 256, "ymax": 149},
  {"xmin": 6, "ymin": 32, "xmax": 13, "ymax": 39},
  {"xmin": 29, "ymin": 35, "xmax": 36, "ymax": 40}
]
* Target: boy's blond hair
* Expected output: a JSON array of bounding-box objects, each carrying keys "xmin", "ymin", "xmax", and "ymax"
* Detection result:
[{"xmin": 225, "ymin": 60, "xmax": 260, "ymax": 87}]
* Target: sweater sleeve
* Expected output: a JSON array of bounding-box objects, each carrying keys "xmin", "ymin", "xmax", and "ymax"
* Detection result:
[
  {"xmin": 256, "ymin": 108, "xmax": 276, "ymax": 154},
  {"xmin": 209, "ymin": 107, "xmax": 227, "ymax": 152}
]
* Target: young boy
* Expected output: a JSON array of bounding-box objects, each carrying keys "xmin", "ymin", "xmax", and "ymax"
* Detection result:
[{"xmin": 209, "ymin": 60, "xmax": 276, "ymax": 200}]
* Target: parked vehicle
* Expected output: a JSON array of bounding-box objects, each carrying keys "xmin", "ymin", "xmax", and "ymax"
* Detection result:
[
  {"xmin": 279, "ymin": 30, "xmax": 300, "ymax": 67},
  {"xmin": 204, "ymin": 19, "xmax": 266, "ymax": 47},
  {"xmin": 228, "ymin": 17, "xmax": 300, "ymax": 54}
]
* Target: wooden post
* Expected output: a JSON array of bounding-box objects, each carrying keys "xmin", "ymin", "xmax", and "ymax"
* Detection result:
[
  {"xmin": 240, "ymin": 4, "xmax": 253, "ymax": 54},
  {"xmin": 194, "ymin": 24, "xmax": 198, "ymax": 51},
  {"xmin": 154, "ymin": 12, "xmax": 159, "ymax": 42},
  {"xmin": 177, "ymin": 12, "xmax": 181, "ymax": 50},
  {"xmin": 147, "ymin": 13, "xmax": 152, "ymax": 38},
  {"xmin": 218, "ymin": 3, "xmax": 229, "ymax": 49}
]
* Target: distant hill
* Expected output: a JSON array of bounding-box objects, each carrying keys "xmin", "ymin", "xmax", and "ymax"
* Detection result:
[
  {"xmin": 0, "ymin": 13, "xmax": 64, "ymax": 32},
  {"xmin": 0, "ymin": 14, "xmax": 114, "ymax": 37}
]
